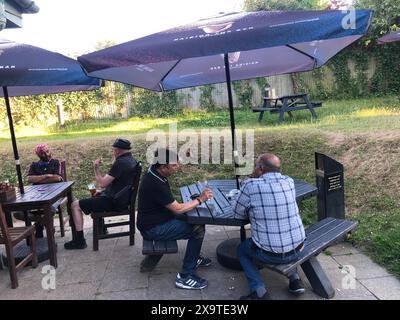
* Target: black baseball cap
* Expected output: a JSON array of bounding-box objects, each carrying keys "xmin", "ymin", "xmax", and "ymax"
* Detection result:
[{"xmin": 112, "ymin": 138, "xmax": 131, "ymax": 150}]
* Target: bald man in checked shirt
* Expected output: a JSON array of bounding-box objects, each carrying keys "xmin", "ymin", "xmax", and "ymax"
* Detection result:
[{"xmin": 233, "ymin": 153, "xmax": 306, "ymax": 300}]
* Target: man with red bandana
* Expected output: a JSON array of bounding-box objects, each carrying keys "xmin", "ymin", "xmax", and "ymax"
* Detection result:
[
  {"xmin": 14, "ymin": 144, "xmax": 64, "ymax": 237},
  {"xmin": 27, "ymin": 144, "xmax": 63, "ymax": 184}
]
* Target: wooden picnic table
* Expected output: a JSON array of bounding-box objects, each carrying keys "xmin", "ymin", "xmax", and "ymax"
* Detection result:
[
  {"xmin": 252, "ymin": 93, "xmax": 322, "ymax": 124},
  {"xmin": 1, "ymin": 181, "xmax": 75, "ymax": 268},
  {"xmin": 179, "ymin": 178, "xmax": 318, "ymax": 273},
  {"xmin": 180, "ymin": 179, "xmax": 317, "ymax": 226}
]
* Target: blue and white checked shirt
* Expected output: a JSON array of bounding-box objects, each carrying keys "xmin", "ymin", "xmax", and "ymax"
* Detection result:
[{"xmin": 233, "ymin": 172, "xmax": 305, "ymax": 253}]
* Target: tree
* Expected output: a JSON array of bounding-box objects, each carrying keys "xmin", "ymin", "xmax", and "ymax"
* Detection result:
[
  {"xmin": 94, "ymin": 39, "xmax": 117, "ymax": 51},
  {"xmin": 354, "ymin": 0, "xmax": 400, "ymax": 38},
  {"xmin": 243, "ymin": 0, "xmax": 324, "ymax": 11}
]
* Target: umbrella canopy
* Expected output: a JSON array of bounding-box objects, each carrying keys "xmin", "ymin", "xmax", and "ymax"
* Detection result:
[
  {"xmin": 377, "ymin": 30, "xmax": 400, "ymax": 44},
  {"xmin": 78, "ymin": 10, "xmax": 372, "ymax": 187},
  {"xmin": 78, "ymin": 10, "xmax": 372, "ymax": 90},
  {"xmin": 0, "ymin": 39, "xmax": 102, "ymax": 193}
]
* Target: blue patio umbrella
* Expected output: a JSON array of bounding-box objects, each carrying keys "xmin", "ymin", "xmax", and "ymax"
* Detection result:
[
  {"xmin": 78, "ymin": 10, "xmax": 372, "ymax": 187},
  {"xmin": 0, "ymin": 39, "xmax": 102, "ymax": 193}
]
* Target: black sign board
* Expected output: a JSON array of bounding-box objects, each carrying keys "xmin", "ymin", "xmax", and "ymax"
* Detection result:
[{"xmin": 315, "ymin": 153, "xmax": 345, "ymax": 220}]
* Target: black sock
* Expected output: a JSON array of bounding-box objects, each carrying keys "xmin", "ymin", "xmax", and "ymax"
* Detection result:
[
  {"xmin": 179, "ymin": 273, "xmax": 189, "ymax": 278},
  {"xmin": 76, "ymin": 231, "xmax": 85, "ymax": 241}
]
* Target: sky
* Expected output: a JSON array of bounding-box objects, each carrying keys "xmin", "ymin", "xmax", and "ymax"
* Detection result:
[{"xmin": 1, "ymin": 0, "xmax": 244, "ymax": 57}]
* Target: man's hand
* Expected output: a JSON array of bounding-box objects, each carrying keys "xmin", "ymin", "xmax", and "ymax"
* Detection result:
[
  {"xmin": 199, "ymin": 188, "xmax": 213, "ymax": 203},
  {"xmin": 93, "ymin": 158, "xmax": 102, "ymax": 168}
]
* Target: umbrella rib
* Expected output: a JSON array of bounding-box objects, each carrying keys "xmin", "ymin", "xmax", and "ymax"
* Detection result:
[
  {"xmin": 286, "ymin": 44, "xmax": 318, "ymax": 67},
  {"xmin": 158, "ymin": 59, "xmax": 182, "ymax": 92}
]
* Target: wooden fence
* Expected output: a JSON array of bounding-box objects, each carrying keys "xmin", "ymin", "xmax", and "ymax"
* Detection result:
[{"xmin": 177, "ymin": 74, "xmax": 294, "ymax": 109}]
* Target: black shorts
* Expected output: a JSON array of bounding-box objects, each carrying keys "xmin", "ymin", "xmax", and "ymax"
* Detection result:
[{"xmin": 79, "ymin": 196, "xmax": 116, "ymax": 215}]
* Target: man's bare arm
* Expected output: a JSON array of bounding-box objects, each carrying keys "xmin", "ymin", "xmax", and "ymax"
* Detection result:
[
  {"xmin": 28, "ymin": 174, "xmax": 62, "ymax": 184},
  {"xmin": 165, "ymin": 188, "xmax": 213, "ymax": 215},
  {"xmin": 93, "ymin": 159, "xmax": 115, "ymax": 188}
]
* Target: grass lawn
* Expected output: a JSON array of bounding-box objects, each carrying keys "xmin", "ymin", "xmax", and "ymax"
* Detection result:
[{"xmin": 0, "ymin": 96, "xmax": 399, "ymax": 277}]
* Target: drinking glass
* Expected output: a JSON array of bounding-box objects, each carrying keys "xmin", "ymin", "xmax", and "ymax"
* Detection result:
[
  {"xmin": 198, "ymin": 180, "xmax": 215, "ymax": 212},
  {"xmin": 88, "ymin": 183, "xmax": 96, "ymax": 197}
]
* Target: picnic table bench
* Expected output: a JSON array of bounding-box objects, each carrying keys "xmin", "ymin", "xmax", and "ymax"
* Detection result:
[
  {"xmin": 142, "ymin": 239, "xmax": 178, "ymax": 255},
  {"xmin": 179, "ymin": 178, "xmax": 357, "ymax": 299},
  {"xmin": 252, "ymin": 93, "xmax": 322, "ymax": 124},
  {"xmin": 142, "ymin": 179, "xmax": 317, "ymax": 256}
]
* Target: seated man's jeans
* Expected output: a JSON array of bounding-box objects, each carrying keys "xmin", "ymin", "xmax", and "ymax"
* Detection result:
[
  {"xmin": 141, "ymin": 219, "xmax": 205, "ymax": 275},
  {"xmin": 237, "ymin": 238, "xmax": 306, "ymax": 292}
]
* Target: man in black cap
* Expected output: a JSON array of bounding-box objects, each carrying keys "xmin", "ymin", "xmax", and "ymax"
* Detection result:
[
  {"xmin": 64, "ymin": 138, "xmax": 138, "ymax": 250},
  {"xmin": 137, "ymin": 148, "xmax": 213, "ymax": 290}
]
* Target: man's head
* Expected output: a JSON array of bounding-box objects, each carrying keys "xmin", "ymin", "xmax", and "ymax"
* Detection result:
[
  {"xmin": 253, "ymin": 153, "xmax": 281, "ymax": 177},
  {"xmin": 34, "ymin": 144, "xmax": 52, "ymax": 162},
  {"xmin": 112, "ymin": 138, "xmax": 131, "ymax": 158},
  {"xmin": 153, "ymin": 148, "xmax": 181, "ymax": 177}
]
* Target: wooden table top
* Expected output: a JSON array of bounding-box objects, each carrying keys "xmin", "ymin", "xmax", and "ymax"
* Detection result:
[
  {"xmin": 180, "ymin": 179, "xmax": 317, "ymax": 226},
  {"xmin": 1, "ymin": 181, "xmax": 74, "ymax": 208}
]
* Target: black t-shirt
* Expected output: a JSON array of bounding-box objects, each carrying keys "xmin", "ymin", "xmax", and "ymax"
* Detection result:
[
  {"xmin": 137, "ymin": 165, "xmax": 176, "ymax": 232},
  {"xmin": 27, "ymin": 158, "xmax": 62, "ymax": 179},
  {"xmin": 104, "ymin": 152, "xmax": 138, "ymax": 198}
]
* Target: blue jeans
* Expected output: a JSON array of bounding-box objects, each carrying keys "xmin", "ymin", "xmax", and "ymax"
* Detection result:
[
  {"xmin": 141, "ymin": 219, "xmax": 205, "ymax": 275},
  {"xmin": 237, "ymin": 238, "xmax": 306, "ymax": 292}
]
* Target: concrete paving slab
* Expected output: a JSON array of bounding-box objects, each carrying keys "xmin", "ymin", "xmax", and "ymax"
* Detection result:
[
  {"xmin": 150, "ymin": 254, "xmax": 186, "ymax": 273},
  {"xmin": 56, "ymin": 260, "xmax": 109, "ymax": 286},
  {"xmin": 359, "ymin": 276, "xmax": 400, "ymax": 300},
  {"xmin": 98, "ymin": 260, "xmax": 149, "ymax": 293},
  {"xmin": 42, "ymin": 282, "xmax": 99, "ymax": 300},
  {"xmin": 0, "ymin": 278, "xmax": 48, "ymax": 300},
  {"xmin": 95, "ymin": 288, "xmax": 148, "ymax": 300},
  {"xmin": 333, "ymin": 253, "xmax": 391, "ymax": 280},
  {"xmin": 316, "ymin": 253, "xmax": 344, "ymax": 270},
  {"xmin": 267, "ymin": 285, "xmax": 323, "ymax": 300},
  {"xmin": 200, "ymin": 269, "xmax": 248, "ymax": 300},
  {"xmin": 325, "ymin": 242, "xmax": 361, "ymax": 256},
  {"xmin": 324, "ymin": 267, "xmax": 376, "ymax": 300},
  {"xmin": 111, "ymin": 240, "xmax": 143, "ymax": 265},
  {"xmin": 204, "ymin": 225, "xmax": 229, "ymax": 241}
]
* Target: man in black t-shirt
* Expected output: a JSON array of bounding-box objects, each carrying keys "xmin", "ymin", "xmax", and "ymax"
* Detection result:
[
  {"xmin": 64, "ymin": 138, "xmax": 138, "ymax": 250},
  {"xmin": 27, "ymin": 144, "xmax": 63, "ymax": 184},
  {"xmin": 15, "ymin": 144, "xmax": 64, "ymax": 237},
  {"xmin": 137, "ymin": 148, "xmax": 213, "ymax": 290}
]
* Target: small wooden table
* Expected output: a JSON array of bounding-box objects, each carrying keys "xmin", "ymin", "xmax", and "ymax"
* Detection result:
[
  {"xmin": 1, "ymin": 181, "xmax": 75, "ymax": 268},
  {"xmin": 252, "ymin": 93, "xmax": 321, "ymax": 124}
]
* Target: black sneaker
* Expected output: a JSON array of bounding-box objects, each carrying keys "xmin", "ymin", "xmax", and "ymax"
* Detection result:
[
  {"xmin": 289, "ymin": 278, "xmax": 305, "ymax": 295},
  {"xmin": 175, "ymin": 273, "xmax": 208, "ymax": 290},
  {"xmin": 196, "ymin": 255, "xmax": 212, "ymax": 268},
  {"xmin": 239, "ymin": 291, "xmax": 272, "ymax": 300},
  {"xmin": 64, "ymin": 239, "xmax": 87, "ymax": 250}
]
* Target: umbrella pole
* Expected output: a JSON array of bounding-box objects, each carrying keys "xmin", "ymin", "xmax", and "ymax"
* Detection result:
[
  {"xmin": 224, "ymin": 54, "xmax": 240, "ymax": 190},
  {"xmin": 3, "ymin": 86, "xmax": 24, "ymax": 194}
]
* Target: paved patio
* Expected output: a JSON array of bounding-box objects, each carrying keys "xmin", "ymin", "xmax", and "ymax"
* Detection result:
[{"xmin": 0, "ymin": 216, "xmax": 399, "ymax": 300}]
